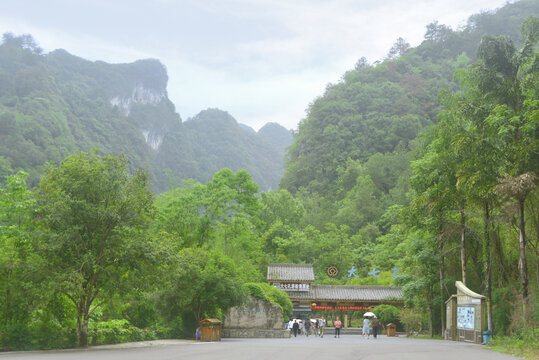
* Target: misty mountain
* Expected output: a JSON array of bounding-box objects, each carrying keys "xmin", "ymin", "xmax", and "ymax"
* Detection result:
[
  {"xmin": 258, "ymin": 122, "xmax": 294, "ymax": 155},
  {"xmin": 183, "ymin": 109, "xmax": 288, "ymax": 191},
  {"xmin": 279, "ymin": 0, "xmax": 537, "ymax": 228},
  {"xmin": 0, "ymin": 35, "xmax": 292, "ymax": 191}
]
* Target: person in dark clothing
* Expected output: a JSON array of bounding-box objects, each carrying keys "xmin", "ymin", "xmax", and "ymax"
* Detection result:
[
  {"xmin": 372, "ymin": 317, "xmax": 383, "ymax": 339},
  {"xmin": 304, "ymin": 319, "xmax": 311, "ymax": 337},
  {"xmin": 292, "ymin": 320, "xmax": 299, "ymax": 337}
]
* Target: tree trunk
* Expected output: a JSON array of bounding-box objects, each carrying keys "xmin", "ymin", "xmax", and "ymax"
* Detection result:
[
  {"xmin": 493, "ymin": 226, "xmax": 509, "ymax": 282},
  {"xmin": 517, "ymin": 198, "xmax": 528, "ymax": 317},
  {"xmin": 80, "ymin": 312, "xmax": 90, "ymax": 347},
  {"xmin": 75, "ymin": 295, "xmax": 91, "ymax": 347},
  {"xmin": 428, "ymin": 302, "xmax": 434, "ymax": 338},
  {"xmin": 440, "ymin": 252, "xmax": 445, "ymax": 335},
  {"xmin": 534, "ymin": 247, "xmax": 539, "ymax": 286},
  {"xmin": 76, "ymin": 308, "xmax": 84, "ymax": 347},
  {"xmin": 484, "ymin": 202, "xmax": 492, "ymax": 331},
  {"xmin": 4, "ymin": 269, "xmax": 11, "ymax": 326},
  {"xmin": 460, "ymin": 209, "xmax": 467, "ymax": 285}
]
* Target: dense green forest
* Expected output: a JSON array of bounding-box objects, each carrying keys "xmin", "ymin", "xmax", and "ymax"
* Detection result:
[
  {"xmin": 0, "ymin": 0, "xmax": 538, "ymax": 357},
  {"xmin": 0, "ymin": 39, "xmax": 291, "ymax": 192}
]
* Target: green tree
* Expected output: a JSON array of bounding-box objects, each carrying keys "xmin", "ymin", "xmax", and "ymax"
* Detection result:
[
  {"xmin": 0, "ymin": 171, "xmax": 36, "ymax": 331},
  {"xmin": 396, "ymin": 231, "xmax": 441, "ymax": 337},
  {"xmin": 461, "ymin": 18, "xmax": 539, "ymax": 319},
  {"xmin": 160, "ymin": 248, "xmax": 246, "ymax": 328},
  {"xmin": 35, "ymin": 151, "xmax": 154, "ymax": 347},
  {"xmin": 258, "ymin": 189, "xmax": 305, "ymax": 231}
]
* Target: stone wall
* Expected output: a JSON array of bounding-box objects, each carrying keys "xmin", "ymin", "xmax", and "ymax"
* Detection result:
[
  {"xmin": 224, "ymin": 297, "xmax": 290, "ymax": 338},
  {"xmin": 222, "ymin": 328, "xmax": 290, "ymax": 338}
]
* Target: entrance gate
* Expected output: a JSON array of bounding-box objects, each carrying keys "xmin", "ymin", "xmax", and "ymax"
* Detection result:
[{"xmin": 267, "ymin": 264, "xmax": 403, "ymax": 327}]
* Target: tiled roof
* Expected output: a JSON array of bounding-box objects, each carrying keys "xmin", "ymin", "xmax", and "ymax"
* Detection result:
[
  {"xmin": 267, "ymin": 263, "xmax": 315, "ymax": 282},
  {"xmin": 287, "ymin": 285, "xmax": 402, "ymax": 302}
]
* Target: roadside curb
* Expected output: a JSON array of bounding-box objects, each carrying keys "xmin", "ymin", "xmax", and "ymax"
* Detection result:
[
  {"xmin": 0, "ymin": 339, "xmax": 196, "ymax": 354},
  {"xmin": 87, "ymin": 339, "xmax": 195, "ymax": 350}
]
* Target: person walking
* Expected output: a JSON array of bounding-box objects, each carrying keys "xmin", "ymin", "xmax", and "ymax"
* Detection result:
[
  {"xmin": 334, "ymin": 317, "xmax": 342, "ymax": 338},
  {"xmin": 292, "ymin": 320, "xmax": 299, "ymax": 337},
  {"xmin": 314, "ymin": 319, "xmax": 320, "ymax": 336},
  {"xmin": 320, "ymin": 317, "xmax": 326, "ymax": 338},
  {"xmin": 304, "ymin": 318, "xmax": 312, "ymax": 337},
  {"xmin": 286, "ymin": 319, "xmax": 292, "ymax": 331},
  {"xmin": 372, "ymin": 316, "xmax": 383, "ymax": 339},
  {"xmin": 363, "ymin": 316, "xmax": 371, "ymax": 339}
]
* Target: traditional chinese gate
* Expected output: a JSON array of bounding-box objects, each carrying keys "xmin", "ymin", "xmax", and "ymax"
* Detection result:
[{"xmin": 267, "ymin": 264, "xmax": 403, "ymax": 323}]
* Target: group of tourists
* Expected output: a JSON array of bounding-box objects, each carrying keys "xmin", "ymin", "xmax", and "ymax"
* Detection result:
[
  {"xmin": 356, "ymin": 315, "xmax": 385, "ymax": 339},
  {"xmin": 288, "ymin": 314, "xmax": 384, "ymax": 339},
  {"xmin": 362, "ymin": 316, "xmax": 384, "ymax": 338},
  {"xmin": 287, "ymin": 317, "xmax": 326, "ymax": 337}
]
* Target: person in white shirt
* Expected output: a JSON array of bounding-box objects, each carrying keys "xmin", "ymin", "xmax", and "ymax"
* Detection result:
[{"xmin": 319, "ymin": 317, "xmax": 326, "ymax": 337}]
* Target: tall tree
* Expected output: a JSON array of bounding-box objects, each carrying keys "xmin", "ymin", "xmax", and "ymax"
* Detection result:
[
  {"xmin": 471, "ymin": 17, "xmax": 539, "ymax": 315},
  {"xmin": 0, "ymin": 171, "xmax": 36, "ymax": 330},
  {"xmin": 35, "ymin": 151, "xmax": 153, "ymax": 347}
]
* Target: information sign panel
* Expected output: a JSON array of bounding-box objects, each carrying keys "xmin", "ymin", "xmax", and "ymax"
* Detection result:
[{"xmin": 457, "ymin": 306, "xmax": 474, "ymax": 330}]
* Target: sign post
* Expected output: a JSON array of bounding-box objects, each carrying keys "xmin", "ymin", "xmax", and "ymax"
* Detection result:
[{"xmin": 445, "ymin": 281, "xmax": 486, "ymax": 344}]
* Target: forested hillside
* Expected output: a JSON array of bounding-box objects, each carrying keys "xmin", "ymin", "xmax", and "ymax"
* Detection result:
[
  {"xmin": 0, "ymin": 38, "xmax": 291, "ymax": 191},
  {"xmin": 280, "ymin": 0, "xmax": 538, "ymax": 230},
  {"xmin": 278, "ymin": 0, "xmax": 539, "ymax": 344},
  {"xmin": 0, "ymin": 0, "xmax": 537, "ymax": 356},
  {"xmin": 183, "ymin": 109, "xmax": 288, "ymax": 191}
]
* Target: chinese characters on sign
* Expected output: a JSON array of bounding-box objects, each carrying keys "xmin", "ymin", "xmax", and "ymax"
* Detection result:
[
  {"xmin": 272, "ymin": 283, "xmax": 310, "ymax": 292},
  {"xmin": 368, "ymin": 267, "xmax": 381, "ymax": 278},
  {"xmin": 345, "ymin": 266, "xmax": 401, "ymax": 279},
  {"xmin": 311, "ymin": 305, "xmax": 373, "ymax": 310},
  {"xmin": 347, "ymin": 266, "xmax": 359, "ymax": 278}
]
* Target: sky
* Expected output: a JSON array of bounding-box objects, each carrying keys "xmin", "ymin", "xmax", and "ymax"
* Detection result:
[{"xmin": 0, "ymin": 0, "xmax": 512, "ymax": 131}]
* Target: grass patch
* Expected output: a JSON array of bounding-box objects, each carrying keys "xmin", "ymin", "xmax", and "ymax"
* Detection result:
[{"xmin": 488, "ymin": 331, "xmax": 539, "ymax": 360}]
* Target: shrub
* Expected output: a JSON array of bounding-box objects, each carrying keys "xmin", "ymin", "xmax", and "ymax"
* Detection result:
[
  {"xmin": 398, "ymin": 308, "xmax": 423, "ymax": 335},
  {"xmin": 373, "ymin": 304, "xmax": 401, "ymax": 327},
  {"xmin": 245, "ymin": 283, "xmax": 269, "ymax": 301},
  {"xmin": 89, "ymin": 319, "xmax": 158, "ymax": 345},
  {"xmin": 245, "ymin": 283, "xmax": 293, "ymax": 321}
]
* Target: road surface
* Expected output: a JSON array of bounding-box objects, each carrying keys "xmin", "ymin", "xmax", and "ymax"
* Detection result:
[{"xmin": 0, "ymin": 336, "xmax": 523, "ymax": 360}]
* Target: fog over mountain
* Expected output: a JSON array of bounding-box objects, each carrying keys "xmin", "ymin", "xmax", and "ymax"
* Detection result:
[{"xmin": 0, "ymin": 37, "xmax": 292, "ymax": 191}]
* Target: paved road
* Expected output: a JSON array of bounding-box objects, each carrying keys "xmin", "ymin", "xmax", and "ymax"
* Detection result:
[{"xmin": 0, "ymin": 336, "xmax": 523, "ymax": 360}]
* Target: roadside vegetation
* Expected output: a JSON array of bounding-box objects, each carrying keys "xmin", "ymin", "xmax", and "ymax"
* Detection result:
[{"xmin": 1, "ymin": 1, "xmax": 538, "ymax": 352}]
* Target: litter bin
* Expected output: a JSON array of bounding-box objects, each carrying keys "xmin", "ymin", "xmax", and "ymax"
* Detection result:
[
  {"xmin": 386, "ymin": 323, "xmax": 397, "ymax": 337},
  {"xmin": 482, "ymin": 329, "xmax": 492, "ymax": 345},
  {"xmin": 200, "ymin": 318, "xmax": 222, "ymax": 342}
]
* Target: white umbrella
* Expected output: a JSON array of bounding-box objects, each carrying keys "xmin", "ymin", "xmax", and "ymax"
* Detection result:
[{"xmin": 363, "ymin": 312, "xmax": 376, "ymax": 317}]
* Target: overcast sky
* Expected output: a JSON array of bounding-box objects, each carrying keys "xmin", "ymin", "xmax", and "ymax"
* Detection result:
[{"xmin": 1, "ymin": 0, "xmax": 512, "ymax": 130}]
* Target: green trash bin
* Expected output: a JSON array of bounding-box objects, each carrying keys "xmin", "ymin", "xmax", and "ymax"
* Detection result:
[{"xmin": 482, "ymin": 329, "xmax": 492, "ymax": 344}]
